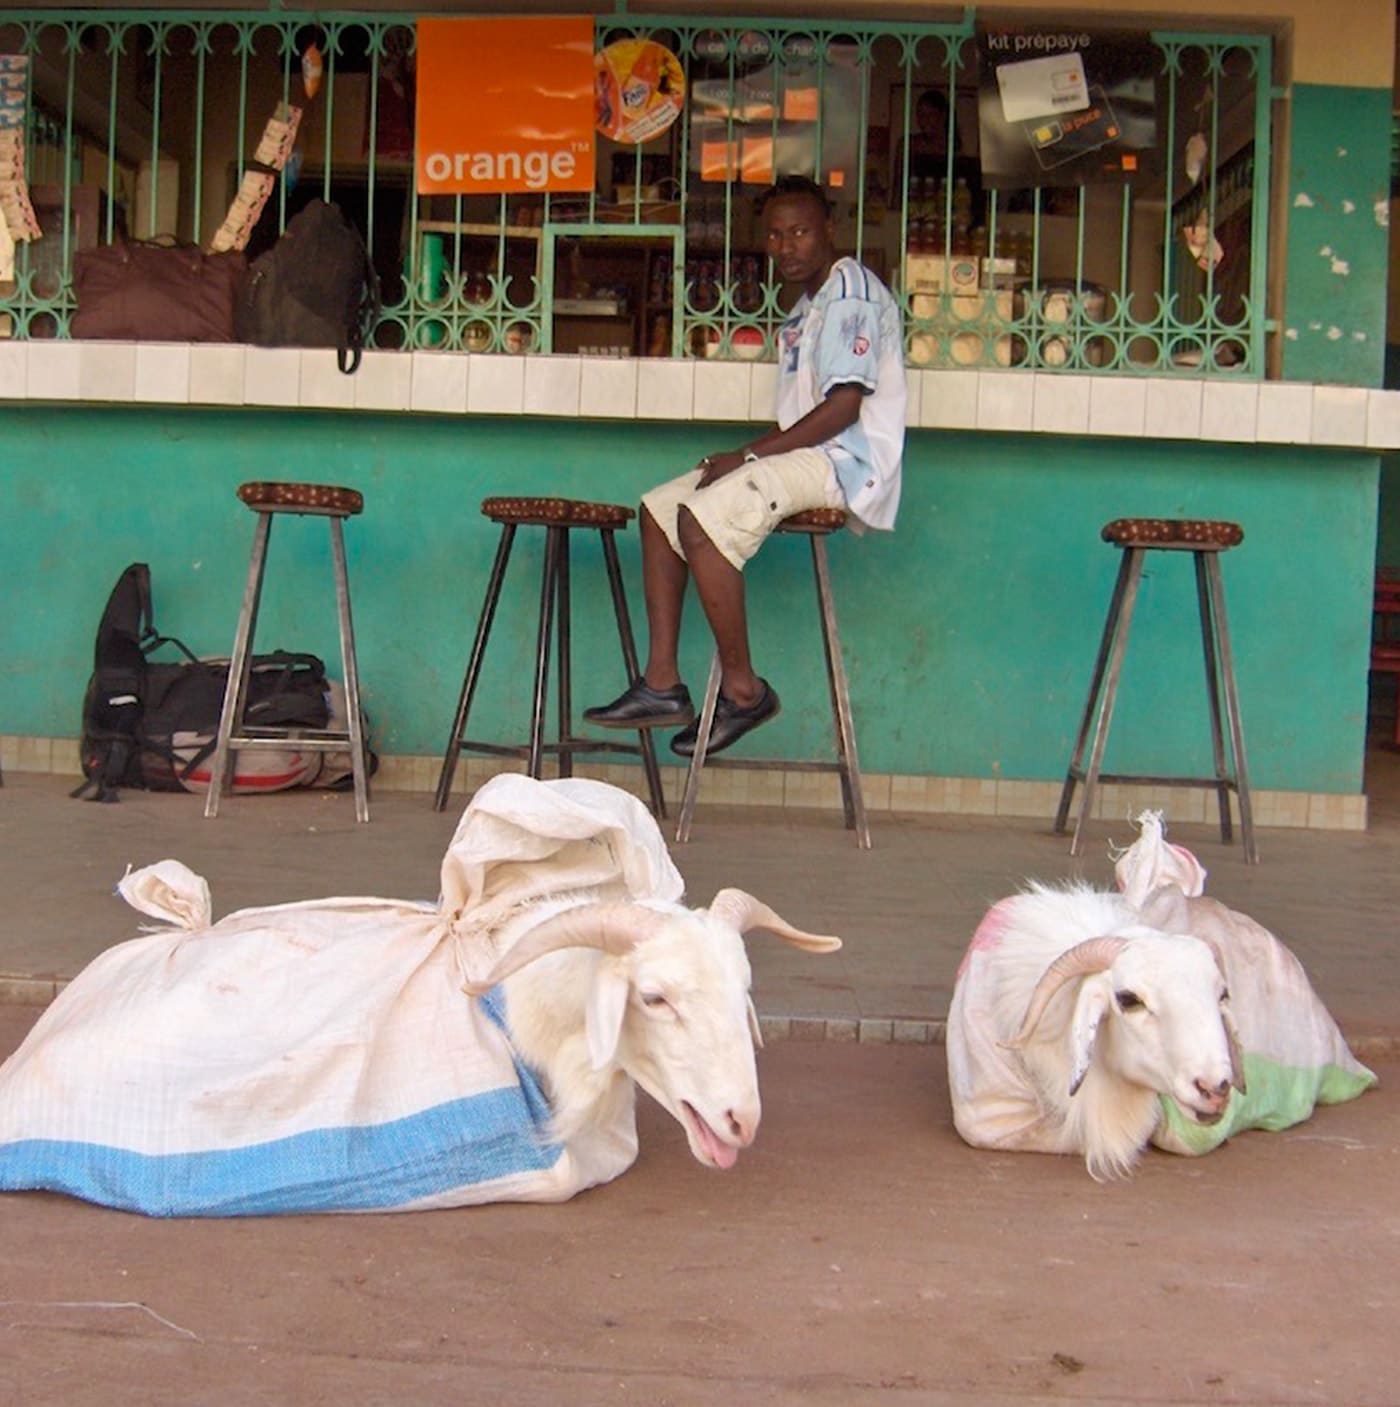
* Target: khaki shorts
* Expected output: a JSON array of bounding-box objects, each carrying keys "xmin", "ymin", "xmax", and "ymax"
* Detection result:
[{"xmin": 641, "ymin": 447, "xmax": 844, "ymax": 571}]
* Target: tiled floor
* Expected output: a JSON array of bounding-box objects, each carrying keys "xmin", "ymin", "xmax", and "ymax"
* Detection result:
[{"xmin": 2, "ymin": 746, "xmax": 1397, "ymax": 1047}]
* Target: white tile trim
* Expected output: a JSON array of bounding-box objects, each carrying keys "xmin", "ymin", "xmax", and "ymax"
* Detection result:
[
  {"xmin": 0, "ymin": 340, "xmax": 27, "ymax": 398},
  {"xmin": 523, "ymin": 353, "xmax": 581, "ymax": 417},
  {"xmin": 466, "ymin": 353, "xmax": 526, "ymax": 414},
  {"xmin": 637, "ymin": 357, "xmax": 695, "ymax": 420},
  {"xmin": 579, "ymin": 356, "xmax": 639, "ymax": 418},
  {"xmin": 188, "ymin": 344, "xmax": 246, "ymax": 406},
  {"xmin": 7, "ymin": 343, "xmax": 1400, "ymax": 454},
  {"xmin": 133, "ymin": 343, "xmax": 191, "ymax": 404},
  {"xmin": 24, "ymin": 340, "xmax": 82, "ymax": 401},
  {"xmin": 1032, "ymin": 373, "xmax": 1091, "ymax": 435},
  {"xmin": 692, "ymin": 360, "xmax": 752, "ymax": 421},
  {"xmin": 1257, "ymin": 381, "xmax": 1313, "ymax": 444},
  {"xmin": 2, "ymin": 734, "xmax": 1371, "ymax": 832},
  {"xmin": 1200, "ymin": 380, "xmax": 1259, "ymax": 443},
  {"xmin": 1312, "ymin": 385, "xmax": 1368, "ymax": 448},
  {"xmin": 1087, "ymin": 376, "xmax": 1147, "ymax": 438}
]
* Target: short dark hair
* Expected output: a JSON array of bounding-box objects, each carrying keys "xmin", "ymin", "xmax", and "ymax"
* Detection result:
[{"xmin": 756, "ymin": 174, "xmax": 832, "ymax": 218}]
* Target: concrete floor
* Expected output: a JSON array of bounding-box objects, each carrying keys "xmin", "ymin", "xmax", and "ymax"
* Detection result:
[
  {"xmin": 1, "ymin": 755, "xmax": 1397, "ymax": 1404},
  {"xmin": 0, "ymin": 1006, "xmax": 1394, "ymax": 1407},
  {"xmin": 2, "ymin": 745, "xmax": 1397, "ymax": 1048}
]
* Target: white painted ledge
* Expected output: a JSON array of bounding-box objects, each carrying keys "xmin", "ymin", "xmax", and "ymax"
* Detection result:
[{"xmin": 4, "ymin": 341, "xmax": 1399, "ymax": 452}]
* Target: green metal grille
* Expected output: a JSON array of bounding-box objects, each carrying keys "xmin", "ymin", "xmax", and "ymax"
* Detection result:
[{"xmin": 0, "ymin": 8, "xmax": 1274, "ymax": 376}]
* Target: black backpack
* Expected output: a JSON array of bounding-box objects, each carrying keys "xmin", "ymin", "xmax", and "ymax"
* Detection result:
[
  {"xmin": 235, "ymin": 199, "xmax": 381, "ymax": 373},
  {"xmin": 73, "ymin": 564, "xmax": 331, "ymax": 801}
]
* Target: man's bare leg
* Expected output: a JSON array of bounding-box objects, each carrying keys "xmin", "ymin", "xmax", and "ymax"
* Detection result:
[
  {"xmin": 639, "ymin": 505, "xmax": 689, "ymax": 690},
  {"xmin": 677, "ymin": 506, "xmax": 763, "ymax": 707}
]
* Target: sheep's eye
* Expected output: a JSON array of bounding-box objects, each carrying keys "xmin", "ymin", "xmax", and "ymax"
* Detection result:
[
  {"xmin": 640, "ymin": 991, "xmax": 670, "ymax": 1010},
  {"xmin": 1115, "ymin": 989, "xmax": 1144, "ymax": 1012}
]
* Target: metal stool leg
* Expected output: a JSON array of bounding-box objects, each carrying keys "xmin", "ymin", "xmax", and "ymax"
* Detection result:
[
  {"xmin": 329, "ymin": 515, "xmax": 369, "ymax": 823},
  {"xmin": 1194, "ymin": 551, "xmax": 1233, "ymax": 844},
  {"xmin": 527, "ymin": 526, "xmax": 561, "ymax": 779},
  {"xmin": 1055, "ymin": 549, "xmax": 1135, "ymax": 835},
  {"xmin": 1204, "ymin": 552, "xmax": 1258, "ymax": 863},
  {"xmin": 811, "ymin": 534, "xmax": 870, "ymax": 849},
  {"xmin": 600, "ymin": 529, "xmax": 666, "ymax": 819},
  {"xmin": 434, "ymin": 523, "xmax": 516, "ymax": 811},
  {"xmin": 205, "ymin": 512, "xmax": 273, "ymax": 819},
  {"xmin": 1069, "ymin": 548, "xmax": 1146, "ymax": 857},
  {"xmin": 555, "ymin": 527, "xmax": 573, "ymax": 779},
  {"xmin": 675, "ymin": 652, "xmax": 723, "ymax": 844}
]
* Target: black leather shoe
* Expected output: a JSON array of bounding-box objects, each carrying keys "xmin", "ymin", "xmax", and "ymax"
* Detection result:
[
  {"xmin": 584, "ymin": 678, "xmax": 694, "ymax": 730},
  {"xmin": 671, "ymin": 681, "xmax": 781, "ymax": 757}
]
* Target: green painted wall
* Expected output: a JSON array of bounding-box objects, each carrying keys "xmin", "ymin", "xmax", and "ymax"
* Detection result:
[
  {"xmin": 1281, "ymin": 84, "xmax": 1392, "ymax": 387},
  {"xmin": 0, "ymin": 404, "xmax": 1378, "ymax": 793}
]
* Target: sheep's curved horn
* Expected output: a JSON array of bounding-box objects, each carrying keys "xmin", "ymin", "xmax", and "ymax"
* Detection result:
[
  {"xmin": 461, "ymin": 903, "xmax": 665, "ymax": 995},
  {"xmin": 708, "ymin": 888, "xmax": 842, "ymax": 952},
  {"xmin": 1005, "ymin": 936, "xmax": 1128, "ymax": 1048}
]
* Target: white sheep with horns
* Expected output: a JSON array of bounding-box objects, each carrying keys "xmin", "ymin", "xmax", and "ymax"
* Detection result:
[
  {"xmin": 0, "ymin": 775, "xmax": 840, "ymax": 1216},
  {"xmin": 946, "ymin": 882, "xmax": 1247, "ymax": 1181},
  {"xmin": 948, "ymin": 811, "xmax": 1377, "ymax": 1179},
  {"xmin": 459, "ymin": 884, "xmax": 840, "ymax": 1181}
]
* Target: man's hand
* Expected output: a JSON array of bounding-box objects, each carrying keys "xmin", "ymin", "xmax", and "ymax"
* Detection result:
[
  {"xmin": 694, "ymin": 384, "xmax": 864, "ymax": 488},
  {"xmin": 696, "ymin": 450, "xmax": 749, "ymax": 488}
]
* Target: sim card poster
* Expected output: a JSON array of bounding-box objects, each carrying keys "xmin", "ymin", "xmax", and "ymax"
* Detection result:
[{"xmin": 975, "ymin": 25, "xmax": 1160, "ymax": 188}]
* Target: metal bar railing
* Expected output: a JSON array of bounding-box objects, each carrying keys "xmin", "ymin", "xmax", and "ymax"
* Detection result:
[{"xmin": 0, "ymin": 9, "xmax": 1277, "ymax": 378}]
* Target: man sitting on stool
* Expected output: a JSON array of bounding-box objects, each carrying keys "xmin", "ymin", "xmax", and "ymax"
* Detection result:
[{"xmin": 585, "ymin": 174, "xmax": 907, "ymax": 756}]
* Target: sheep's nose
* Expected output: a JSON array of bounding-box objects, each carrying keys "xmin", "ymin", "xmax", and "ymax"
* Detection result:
[
  {"xmin": 726, "ymin": 1107, "xmax": 758, "ymax": 1147},
  {"xmin": 1195, "ymin": 1076, "xmax": 1230, "ymax": 1103}
]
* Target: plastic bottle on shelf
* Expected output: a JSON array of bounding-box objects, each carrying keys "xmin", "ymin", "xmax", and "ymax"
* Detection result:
[
  {"xmin": 951, "ymin": 177, "xmax": 973, "ymax": 256},
  {"xmin": 693, "ymin": 260, "xmax": 718, "ymax": 313},
  {"xmin": 927, "ymin": 206, "xmax": 946, "ymax": 255},
  {"xmin": 952, "ymin": 177, "xmax": 972, "ymax": 227},
  {"xmin": 905, "ymin": 178, "xmax": 925, "ymax": 253}
]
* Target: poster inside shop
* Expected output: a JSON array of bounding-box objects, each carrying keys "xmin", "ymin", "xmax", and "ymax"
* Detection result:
[
  {"xmin": 975, "ymin": 26, "xmax": 1159, "ymax": 187},
  {"xmin": 595, "ymin": 38, "xmax": 685, "ymax": 144}
]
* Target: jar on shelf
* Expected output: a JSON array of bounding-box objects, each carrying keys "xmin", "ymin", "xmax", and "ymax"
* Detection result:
[{"xmin": 464, "ymin": 269, "xmax": 491, "ymax": 305}]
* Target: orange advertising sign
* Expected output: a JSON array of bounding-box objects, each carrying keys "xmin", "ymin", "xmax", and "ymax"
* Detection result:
[{"xmin": 416, "ymin": 17, "xmax": 596, "ymax": 195}]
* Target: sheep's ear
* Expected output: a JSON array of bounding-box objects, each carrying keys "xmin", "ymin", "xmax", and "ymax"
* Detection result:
[
  {"xmin": 1068, "ymin": 979, "xmax": 1111, "ymax": 1097},
  {"xmin": 584, "ymin": 966, "xmax": 631, "ymax": 1071},
  {"xmin": 1222, "ymin": 1003, "xmax": 1248, "ymax": 1095},
  {"xmin": 747, "ymin": 995, "xmax": 765, "ymax": 1049}
]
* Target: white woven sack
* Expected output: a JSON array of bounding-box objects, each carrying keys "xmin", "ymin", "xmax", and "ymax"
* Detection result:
[
  {"xmin": 1116, "ymin": 813, "xmax": 1377, "ymax": 1155},
  {"xmin": 0, "ymin": 775, "xmax": 682, "ymax": 1216}
]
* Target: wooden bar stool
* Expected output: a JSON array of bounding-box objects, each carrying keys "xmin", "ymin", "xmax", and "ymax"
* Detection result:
[
  {"xmin": 205, "ymin": 481, "xmax": 371, "ymax": 823},
  {"xmin": 675, "ymin": 507, "xmax": 869, "ymax": 849},
  {"xmin": 1054, "ymin": 517, "xmax": 1256, "ymax": 863},
  {"xmin": 433, "ymin": 496, "xmax": 665, "ymax": 816}
]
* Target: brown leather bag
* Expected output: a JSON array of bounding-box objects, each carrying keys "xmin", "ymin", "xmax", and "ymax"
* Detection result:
[{"xmin": 71, "ymin": 239, "xmax": 245, "ymax": 342}]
